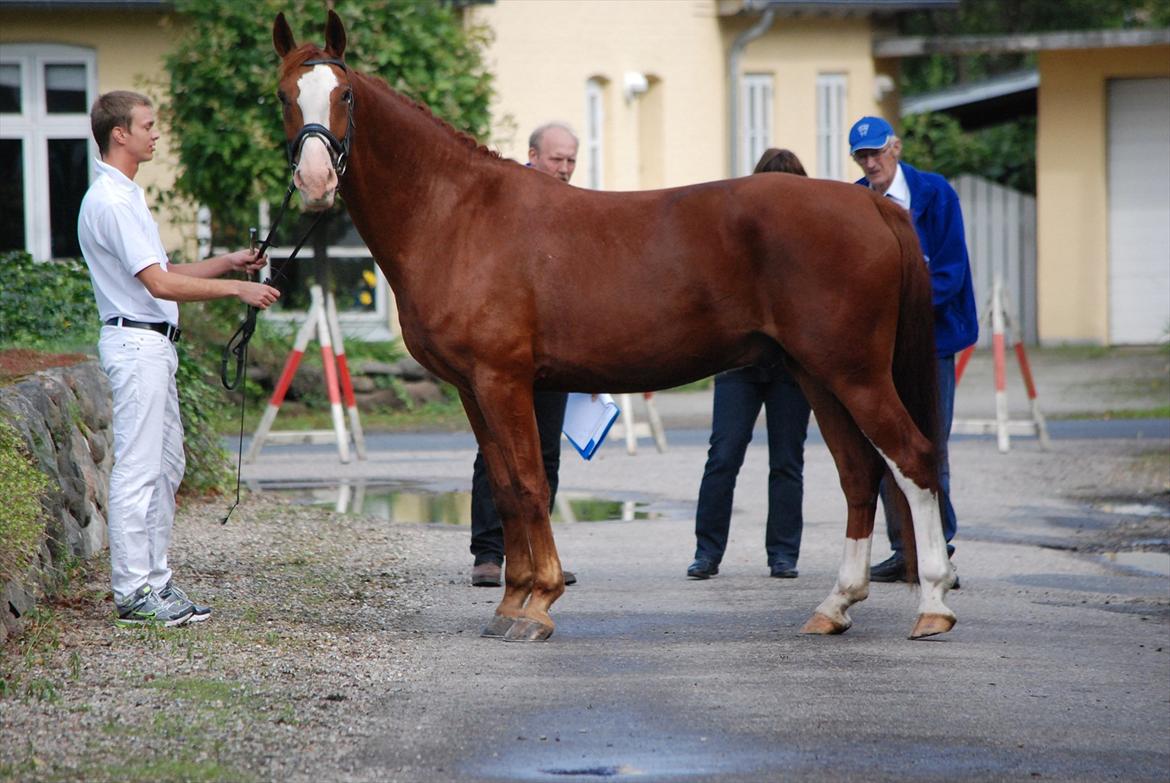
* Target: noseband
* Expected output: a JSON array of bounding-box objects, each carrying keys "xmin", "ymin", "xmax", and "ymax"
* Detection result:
[{"xmin": 288, "ymin": 57, "xmax": 355, "ymax": 176}]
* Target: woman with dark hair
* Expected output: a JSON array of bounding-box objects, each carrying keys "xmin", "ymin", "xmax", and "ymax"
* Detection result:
[{"xmin": 686, "ymin": 148, "xmax": 813, "ymax": 580}]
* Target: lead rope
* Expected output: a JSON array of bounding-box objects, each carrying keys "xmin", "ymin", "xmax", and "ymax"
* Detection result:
[{"xmin": 220, "ymin": 183, "xmax": 328, "ymax": 524}]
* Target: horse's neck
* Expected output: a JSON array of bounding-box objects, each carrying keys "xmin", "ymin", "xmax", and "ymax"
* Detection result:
[{"xmin": 342, "ymin": 75, "xmax": 481, "ymax": 289}]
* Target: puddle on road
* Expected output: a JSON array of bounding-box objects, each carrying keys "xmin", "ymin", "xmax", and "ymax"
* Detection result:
[
  {"xmin": 1096, "ymin": 501, "xmax": 1170, "ymax": 518},
  {"xmin": 1100, "ymin": 550, "xmax": 1170, "ymax": 578},
  {"xmin": 252, "ymin": 480, "xmax": 658, "ymax": 525}
]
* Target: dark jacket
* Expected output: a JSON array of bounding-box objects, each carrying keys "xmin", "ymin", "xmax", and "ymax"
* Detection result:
[{"xmin": 857, "ymin": 162, "xmax": 979, "ymax": 357}]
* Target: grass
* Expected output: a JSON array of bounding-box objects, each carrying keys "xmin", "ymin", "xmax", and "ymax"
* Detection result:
[
  {"xmin": 0, "ymin": 418, "xmax": 52, "ymax": 584},
  {"xmin": 214, "ymin": 396, "xmax": 471, "ymax": 434}
]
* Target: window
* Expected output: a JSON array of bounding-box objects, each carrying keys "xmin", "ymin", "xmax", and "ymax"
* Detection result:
[
  {"xmin": 585, "ymin": 78, "xmax": 605, "ymax": 189},
  {"xmin": 0, "ymin": 45, "xmax": 97, "ymax": 259},
  {"xmin": 817, "ymin": 73, "xmax": 847, "ymax": 180},
  {"xmin": 740, "ymin": 74, "xmax": 773, "ymax": 176},
  {"xmin": 256, "ymin": 201, "xmax": 397, "ymax": 341}
]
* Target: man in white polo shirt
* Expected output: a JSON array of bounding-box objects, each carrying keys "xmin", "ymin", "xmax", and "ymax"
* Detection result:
[{"xmin": 79, "ymin": 90, "xmax": 281, "ymax": 626}]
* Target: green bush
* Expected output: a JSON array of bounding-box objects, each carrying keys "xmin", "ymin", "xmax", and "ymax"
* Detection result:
[
  {"xmin": 0, "ymin": 251, "xmax": 100, "ymax": 350},
  {"xmin": 0, "ymin": 418, "xmax": 51, "ymax": 583}
]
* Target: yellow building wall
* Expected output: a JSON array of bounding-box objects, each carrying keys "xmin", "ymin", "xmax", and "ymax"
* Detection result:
[
  {"xmin": 1037, "ymin": 44, "xmax": 1170, "ymax": 344},
  {"xmin": 734, "ymin": 15, "xmax": 885, "ymax": 181},
  {"xmin": 469, "ymin": 0, "xmax": 727, "ymax": 190},
  {"xmin": 471, "ymin": 2, "xmax": 886, "ymax": 190},
  {"xmin": 1, "ymin": 9, "xmax": 194, "ymax": 255}
]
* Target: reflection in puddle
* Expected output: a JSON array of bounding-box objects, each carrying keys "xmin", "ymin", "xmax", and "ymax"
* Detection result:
[
  {"xmin": 1096, "ymin": 502, "xmax": 1170, "ymax": 518},
  {"xmin": 1101, "ymin": 551, "xmax": 1170, "ymax": 578},
  {"xmin": 253, "ymin": 480, "xmax": 657, "ymax": 525}
]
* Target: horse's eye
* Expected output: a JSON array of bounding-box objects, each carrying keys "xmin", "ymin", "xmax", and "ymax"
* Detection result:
[
  {"xmin": 341, "ymin": 89, "xmax": 353, "ymax": 104},
  {"xmin": 277, "ymin": 91, "xmax": 289, "ymax": 106}
]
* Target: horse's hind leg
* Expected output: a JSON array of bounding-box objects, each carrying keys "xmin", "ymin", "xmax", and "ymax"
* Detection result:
[
  {"xmin": 789, "ymin": 371, "xmax": 885, "ymax": 635},
  {"xmin": 832, "ymin": 380, "xmax": 956, "ymax": 639}
]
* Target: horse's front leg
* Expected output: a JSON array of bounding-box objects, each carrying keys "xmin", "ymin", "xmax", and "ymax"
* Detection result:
[
  {"xmin": 460, "ymin": 384, "xmax": 565, "ymax": 642},
  {"xmin": 460, "ymin": 390, "xmax": 534, "ymax": 637}
]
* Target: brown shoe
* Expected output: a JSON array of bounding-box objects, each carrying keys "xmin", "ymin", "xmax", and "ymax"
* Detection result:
[{"xmin": 471, "ymin": 562, "xmax": 502, "ymax": 587}]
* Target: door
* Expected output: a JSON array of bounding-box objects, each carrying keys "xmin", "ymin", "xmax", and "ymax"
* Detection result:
[{"xmin": 1108, "ymin": 77, "xmax": 1170, "ymax": 344}]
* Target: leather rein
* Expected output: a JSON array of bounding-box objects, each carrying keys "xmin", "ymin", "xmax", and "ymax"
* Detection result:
[{"xmin": 221, "ymin": 55, "xmax": 354, "ymax": 523}]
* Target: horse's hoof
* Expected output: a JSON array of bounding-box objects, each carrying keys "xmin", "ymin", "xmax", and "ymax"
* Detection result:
[
  {"xmin": 481, "ymin": 614, "xmax": 515, "ymax": 638},
  {"xmin": 910, "ymin": 612, "xmax": 956, "ymax": 639},
  {"xmin": 502, "ymin": 617, "xmax": 554, "ymax": 643},
  {"xmin": 799, "ymin": 612, "xmax": 849, "ymax": 635}
]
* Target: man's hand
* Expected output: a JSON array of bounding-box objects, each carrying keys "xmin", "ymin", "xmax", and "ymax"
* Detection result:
[
  {"xmin": 224, "ymin": 248, "xmax": 268, "ymax": 275},
  {"xmin": 238, "ymin": 281, "xmax": 281, "ymax": 309}
]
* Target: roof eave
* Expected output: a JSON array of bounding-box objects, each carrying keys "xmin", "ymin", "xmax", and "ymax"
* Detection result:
[{"xmin": 876, "ymin": 27, "xmax": 1170, "ymax": 58}]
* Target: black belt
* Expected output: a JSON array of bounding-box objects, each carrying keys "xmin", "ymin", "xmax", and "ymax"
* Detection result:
[{"xmin": 105, "ymin": 317, "xmax": 182, "ymax": 343}]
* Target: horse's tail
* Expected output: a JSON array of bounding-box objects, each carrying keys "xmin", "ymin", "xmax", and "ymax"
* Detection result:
[{"xmin": 877, "ymin": 196, "xmax": 941, "ymax": 585}]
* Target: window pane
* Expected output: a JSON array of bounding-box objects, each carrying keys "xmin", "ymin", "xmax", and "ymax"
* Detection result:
[
  {"xmin": 48, "ymin": 138, "xmax": 88, "ymax": 257},
  {"xmin": 267, "ymin": 256, "xmax": 378, "ymax": 314},
  {"xmin": 0, "ymin": 139, "xmax": 26, "ymax": 252},
  {"xmin": 331, "ymin": 257, "xmax": 378, "ymax": 313},
  {"xmin": 45, "ymin": 64, "xmax": 87, "ymax": 113},
  {"xmin": 0, "ymin": 64, "xmax": 20, "ymax": 113},
  {"xmin": 268, "ymin": 256, "xmax": 311, "ymax": 311}
]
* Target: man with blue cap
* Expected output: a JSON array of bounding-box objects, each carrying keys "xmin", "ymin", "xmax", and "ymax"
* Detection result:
[{"xmin": 849, "ymin": 115, "xmax": 978, "ymax": 586}]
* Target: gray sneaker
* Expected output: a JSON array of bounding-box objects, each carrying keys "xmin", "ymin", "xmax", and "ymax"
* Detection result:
[
  {"xmin": 158, "ymin": 581, "xmax": 212, "ymax": 623},
  {"xmin": 115, "ymin": 584, "xmax": 194, "ymax": 627}
]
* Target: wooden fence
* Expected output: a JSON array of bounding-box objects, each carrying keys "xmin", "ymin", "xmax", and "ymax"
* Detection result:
[{"xmin": 953, "ymin": 174, "xmax": 1037, "ymax": 346}]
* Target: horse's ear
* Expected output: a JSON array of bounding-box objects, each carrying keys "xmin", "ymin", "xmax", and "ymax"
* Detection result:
[
  {"xmin": 325, "ymin": 9, "xmax": 347, "ymax": 58},
  {"xmin": 273, "ymin": 12, "xmax": 297, "ymax": 58}
]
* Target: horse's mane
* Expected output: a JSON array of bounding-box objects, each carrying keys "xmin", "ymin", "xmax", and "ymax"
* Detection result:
[
  {"xmin": 285, "ymin": 44, "xmax": 501, "ymax": 162},
  {"xmin": 354, "ymin": 70, "xmax": 502, "ymax": 161}
]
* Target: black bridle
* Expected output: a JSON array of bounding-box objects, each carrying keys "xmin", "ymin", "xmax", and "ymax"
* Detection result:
[
  {"xmin": 220, "ymin": 55, "xmax": 355, "ymax": 524},
  {"xmin": 286, "ymin": 57, "xmax": 355, "ymax": 177}
]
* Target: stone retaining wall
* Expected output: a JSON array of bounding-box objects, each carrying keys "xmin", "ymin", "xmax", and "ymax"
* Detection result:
[{"xmin": 0, "ymin": 361, "xmax": 111, "ymax": 643}]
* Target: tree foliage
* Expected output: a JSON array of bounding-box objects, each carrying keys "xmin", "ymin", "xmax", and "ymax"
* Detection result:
[
  {"xmin": 901, "ymin": 113, "xmax": 1036, "ymax": 193},
  {"xmin": 161, "ymin": 0, "xmax": 494, "ymax": 244},
  {"xmin": 894, "ymin": 0, "xmax": 1169, "ymax": 192},
  {"xmin": 898, "ymin": 0, "xmax": 1170, "ymax": 95}
]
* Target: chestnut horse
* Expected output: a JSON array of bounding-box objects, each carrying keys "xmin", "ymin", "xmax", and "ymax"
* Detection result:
[{"xmin": 272, "ymin": 12, "xmax": 957, "ymax": 642}]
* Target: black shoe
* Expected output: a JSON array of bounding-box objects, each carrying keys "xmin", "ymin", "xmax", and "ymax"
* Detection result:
[
  {"xmin": 563, "ymin": 570, "xmax": 577, "ymax": 586},
  {"xmin": 869, "ymin": 554, "xmax": 907, "ymax": 582},
  {"xmin": 769, "ymin": 562, "xmax": 798, "ymax": 579},
  {"xmin": 687, "ymin": 559, "xmax": 719, "ymax": 579}
]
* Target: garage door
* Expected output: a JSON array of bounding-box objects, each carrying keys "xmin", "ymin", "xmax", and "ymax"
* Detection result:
[{"xmin": 1108, "ymin": 78, "xmax": 1170, "ymax": 344}]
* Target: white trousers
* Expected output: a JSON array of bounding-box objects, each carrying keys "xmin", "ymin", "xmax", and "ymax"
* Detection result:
[{"xmin": 99, "ymin": 325, "xmax": 186, "ymax": 604}]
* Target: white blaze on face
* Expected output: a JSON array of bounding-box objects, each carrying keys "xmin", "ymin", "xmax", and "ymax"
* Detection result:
[{"xmin": 293, "ymin": 65, "xmax": 340, "ymax": 207}]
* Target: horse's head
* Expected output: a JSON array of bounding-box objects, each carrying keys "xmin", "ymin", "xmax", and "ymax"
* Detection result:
[{"xmin": 273, "ymin": 10, "xmax": 353, "ymax": 211}]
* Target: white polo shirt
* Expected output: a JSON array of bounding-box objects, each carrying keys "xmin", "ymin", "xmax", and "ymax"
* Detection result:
[{"xmin": 77, "ymin": 158, "xmax": 179, "ymax": 327}]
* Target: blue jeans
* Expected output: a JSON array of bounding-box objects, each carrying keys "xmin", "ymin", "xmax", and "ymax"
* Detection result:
[
  {"xmin": 693, "ymin": 364, "xmax": 811, "ymax": 568},
  {"xmin": 470, "ymin": 390, "xmax": 568, "ymax": 566},
  {"xmin": 879, "ymin": 353, "xmax": 957, "ymax": 556}
]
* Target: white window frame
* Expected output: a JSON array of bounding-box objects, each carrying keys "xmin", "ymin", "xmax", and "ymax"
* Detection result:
[
  {"xmin": 0, "ymin": 43, "xmax": 98, "ymax": 260},
  {"xmin": 740, "ymin": 73, "xmax": 773, "ymax": 176},
  {"xmin": 255, "ymin": 200, "xmax": 397, "ymax": 341},
  {"xmin": 585, "ymin": 78, "xmax": 605, "ymax": 189},
  {"xmin": 817, "ymin": 73, "xmax": 847, "ymax": 181}
]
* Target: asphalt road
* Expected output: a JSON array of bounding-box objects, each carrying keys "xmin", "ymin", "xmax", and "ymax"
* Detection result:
[{"xmin": 236, "ymin": 417, "xmax": 1168, "ymax": 782}]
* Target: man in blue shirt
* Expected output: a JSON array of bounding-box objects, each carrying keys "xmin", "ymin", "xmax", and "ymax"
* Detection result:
[{"xmin": 849, "ymin": 115, "xmax": 978, "ymax": 586}]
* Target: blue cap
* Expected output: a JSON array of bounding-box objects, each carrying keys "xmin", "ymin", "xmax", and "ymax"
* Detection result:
[{"xmin": 849, "ymin": 116, "xmax": 894, "ymax": 155}]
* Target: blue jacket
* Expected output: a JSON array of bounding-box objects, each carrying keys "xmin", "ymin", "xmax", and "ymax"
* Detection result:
[{"xmin": 857, "ymin": 163, "xmax": 979, "ymax": 357}]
